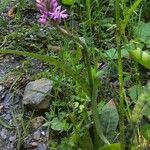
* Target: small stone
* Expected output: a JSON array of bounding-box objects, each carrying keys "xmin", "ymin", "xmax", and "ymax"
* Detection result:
[
  {"xmin": 9, "ymin": 134, "xmax": 16, "ymax": 142},
  {"xmin": 29, "ymin": 142, "xmax": 38, "ymax": 147},
  {"xmin": 33, "ymin": 130, "xmax": 41, "ymax": 140},
  {"xmin": 0, "ymin": 129, "xmax": 8, "ymax": 140},
  {"xmin": 22, "ymin": 78, "xmax": 53, "ymax": 109},
  {"xmin": 31, "ymin": 116, "xmax": 45, "ymax": 129},
  {"xmin": 0, "ymin": 85, "xmax": 4, "ymax": 92},
  {"xmin": 3, "ymin": 113, "xmax": 11, "ymax": 120}
]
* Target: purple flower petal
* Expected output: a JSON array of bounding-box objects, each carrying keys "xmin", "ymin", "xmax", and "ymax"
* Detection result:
[
  {"xmin": 38, "ymin": 14, "xmax": 48, "ymax": 24},
  {"xmin": 36, "ymin": 0, "xmax": 68, "ymax": 24}
]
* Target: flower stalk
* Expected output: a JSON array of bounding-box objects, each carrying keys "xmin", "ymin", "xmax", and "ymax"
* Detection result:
[
  {"xmin": 56, "ymin": 25, "xmax": 109, "ymax": 144},
  {"xmin": 115, "ymin": 0, "xmax": 125, "ymax": 149}
]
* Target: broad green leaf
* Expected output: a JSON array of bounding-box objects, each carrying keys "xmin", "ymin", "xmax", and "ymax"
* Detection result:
[
  {"xmin": 132, "ymin": 82, "xmax": 150, "ymax": 124},
  {"xmin": 134, "ymin": 22, "xmax": 150, "ymax": 47},
  {"xmin": 103, "ymin": 48, "xmax": 129, "ymax": 59},
  {"xmin": 128, "ymin": 48, "xmax": 150, "ymax": 69},
  {"xmin": 140, "ymin": 124, "xmax": 150, "ymax": 140},
  {"xmin": 100, "ymin": 100, "xmax": 119, "ymax": 142},
  {"xmin": 62, "ymin": 0, "xmax": 75, "ymax": 5},
  {"xmin": 51, "ymin": 118, "xmax": 67, "ymax": 131},
  {"xmin": 0, "ymin": 50, "xmax": 88, "ymax": 94}
]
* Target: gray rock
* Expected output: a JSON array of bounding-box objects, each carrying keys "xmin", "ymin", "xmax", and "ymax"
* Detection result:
[
  {"xmin": 9, "ymin": 134, "xmax": 16, "ymax": 142},
  {"xmin": 33, "ymin": 130, "xmax": 41, "ymax": 140},
  {"xmin": 22, "ymin": 78, "xmax": 53, "ymax": 109},
  {"xmin": 0, "ymin": 129, "xmax": 8, "ymax": 140}
]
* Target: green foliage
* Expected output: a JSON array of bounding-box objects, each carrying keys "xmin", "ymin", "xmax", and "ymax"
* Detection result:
[
  {"xmin": 99, "ymin": 143, "xmax": 120, "ymax": 150},
  {"xmin": 103, "ymin": 48, "xmax": 129, "ymax": 59},
  {"xmin": 132, "ymin": 82, "xmax": 150, "ymax": 124},
  {"xmin": 0, "ymin": 0, "xmax": 10, "ymax": 12},
  {"xmin": 140, "ymin": 124, "xmax": 150, "ymax": 140},
  {"xmin": 129, "ymin": 48, "xmax": 150, "ymax": 69},
  {"xmin": 134, "ymin": 22, "xmax": 150, "ymax": 47},
  {"xmin": 100, "ymin": 100, "xmax": 119, "ymax": 142},
  {"xmin": 128, "ymin": 84, "xmax": 143, "ymax": 102},
  {"xmin": 120, "ymin": 0, "xmax": 144, "ymax": 33},
  {"xmin": 80, "ymin": 130, "xmax": 94, "ymax": 150},
  {"xmin": 61, "ymin": 0, "xmax": 76, "ymax": 5},
  {"xmin": 0, "ymin": 117, "xmax": 12, "ymax": 129},
  {"xmin": 0, "ymin": 49, "xmax": 88, "ymax": 94}
]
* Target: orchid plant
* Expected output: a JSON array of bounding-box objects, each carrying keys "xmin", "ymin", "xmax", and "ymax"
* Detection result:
[{"xmin": 35, "ymin": 0, "xmax": 109, "ymax": 145}]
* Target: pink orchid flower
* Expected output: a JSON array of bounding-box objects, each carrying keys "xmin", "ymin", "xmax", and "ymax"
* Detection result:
[{"xmin": 36, "ymin": 0, "xmax": 68, "ymax": 24}]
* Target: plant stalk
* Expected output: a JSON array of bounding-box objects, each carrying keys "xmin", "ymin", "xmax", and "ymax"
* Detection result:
[
  {"xmin": 85, "ymin": 0, "xmax": 91, "ymax": 21},
  {"xmin": 55, "ymin": 25, "xmax": 109, "ymax": 144},
  {"xmin": 115, "ymin": 0, "xmax": 125, "ymax": 149}
]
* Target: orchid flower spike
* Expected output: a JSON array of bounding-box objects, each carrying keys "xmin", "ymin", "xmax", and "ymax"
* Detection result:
[{"xmin": 36, "ymin": 0, "xmax": 68, "ymax": 24}]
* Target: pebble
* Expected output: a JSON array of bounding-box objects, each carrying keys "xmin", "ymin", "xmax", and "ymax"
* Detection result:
[
  {"xmin": 9, "ymin": 134, "xmax": 16, "ymax": 142},
  {"xmin": 0, "ymin": 129, "xmax": 8, "ymax": 140},
  {"xmin": 33, "ymin": 130, "xmax": 41, "ymax": 140}
]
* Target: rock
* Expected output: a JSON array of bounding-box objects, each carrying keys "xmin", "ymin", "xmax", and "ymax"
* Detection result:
[
  {"xmin": 29, "ymin": 141, "xmax": 38, "ymax": 147},
  {"xmin": 31, "ymin": 116, "xmax": 45, "ymax": 129},
  {"xmin": 9, "ymin": 134, "xmax": 16, "ymax": 142},
  {"xmin": 0, "ymin": 129, "xmax": 8, "ymax": 140},
  {"xmin": 22, "ymin": 78, "xmax": 53, "ymax": 109},
  {"xmin": 33, "ymin": 130, "xmax": 41, "ymax": 140}
]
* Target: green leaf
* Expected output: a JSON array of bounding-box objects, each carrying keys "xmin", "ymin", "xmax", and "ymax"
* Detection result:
[
  {"xmin": 51, "ymin": 118, "xmax": 66, "ymax": 131},
  {"xmin": 134, "ymin": 22, "xmax": 150, "ymax": 47},
  {"xmin": 140, "ymin": 124, "xmax": 150, "ymax": 140},
  {"xmin": 61, "ymin": 0, "xmax": 75, "ymax": 5},
  {"xmin": 103, "ymin": 48, "xmax": 129, "ymax": 59},
  {"xmin": 128, "ymin": 48, "xmax": 150, "ymax": 69},
  {"xmin": 100, "ymin": 100, "xmax": 119, "ymax": 142},
  {"xmin": 99, "ymin": 143, "xmax": 120, "ymax": 150},
  {"xmin": 131, "ymin": 82, "xmax": 150, "ymax": 124},
  {"xmin": 128, "ymin": 84, "xmax": 143, "ymax": 102},
  {"xmin": 121, "ymin": 0, "xmax": 144, "ymax": 33}
]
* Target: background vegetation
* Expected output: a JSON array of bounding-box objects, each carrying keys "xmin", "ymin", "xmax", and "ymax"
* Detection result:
[{"xmin": 0, "ymin": 0, "xmax": 150, "ymax": 149}]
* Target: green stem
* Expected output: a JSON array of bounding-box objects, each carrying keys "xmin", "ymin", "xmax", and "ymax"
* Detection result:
[
  {"xmin": 85, "ymin": 0, "xmax": 91, "ymax": 21},
  {"xmin": 115, "ymin": 0, "xmax": 125, "ymax": 149},
  {"xmin": 56, "ymin": 25, "xmax": 109, "ymax": 144}
]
